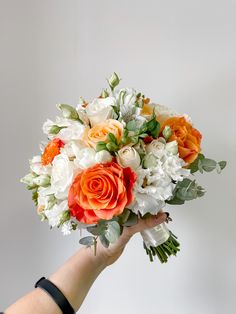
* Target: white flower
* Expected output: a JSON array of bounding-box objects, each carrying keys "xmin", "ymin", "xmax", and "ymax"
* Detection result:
[
  {"xmin": 60, "ymin": 141, "xmax": 87, "ymax": 159},
  {"xmin": 117, "ymin": 146, "xmax": 141, "ymax": 170},
  {"xmin": 61, "ymin": 220, "xmax": 73, "ymax": 235},
  {"xmin": 115, "ymin": 88, "xmax": 139, "ymax": 122},
  {"xmin": 165, "ymin": 140, "xmax": 178, "ymax": 155},
  {"xmin": 51, "ymin": 154, "xmax": 75, "ymax": 199},
  {"xmin": 37, "ymin": 189, "xmax": 56, "ymax": 210},
  {"xmin": 30, "ymin": 156, "xmax": 51, "ymax": 175},
  {"xmin": 42, "ymin": 117, "xmax": 86, "ymax": 142},
  {"xmin": 95, "ymin": 150, "xmax": 113, "ymax": 164},
  {"xmin": 153, "ymin": 103, "xmax": 177, "ymax": 120},
  {"xmin": 86, "ymin": 97, "xmax": 115, "ymax": 127},
  {"xmin": 143, "ymin": 153, "xmax": 158, "ymax": 169},
  {"xmin": 74, "ymin": 147, "xmax": 97, "ymax": 169},
  {"xmin": 146, "ymin": 140, "xmax": 166, "ymax": 159},
  {"xmin": 162, "ymin": 154, "xmax": 190, "ymax": 181},
  {"xmin": 44, "ymin": 200, "xmax": 68, "ymax": 227},
  {"xmin": 130, "ymin": 194, "xmax": 165, "ymax": 216}
]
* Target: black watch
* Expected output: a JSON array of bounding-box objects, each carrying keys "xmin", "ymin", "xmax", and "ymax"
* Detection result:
[{"xmin": 35, "ymin": 277, "xmax": 75, "ymax": 314}]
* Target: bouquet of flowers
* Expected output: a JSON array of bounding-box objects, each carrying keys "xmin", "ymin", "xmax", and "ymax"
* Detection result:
[{"xmin": 21, "ymin": 73, "xmax": 226, "ymax": 263}]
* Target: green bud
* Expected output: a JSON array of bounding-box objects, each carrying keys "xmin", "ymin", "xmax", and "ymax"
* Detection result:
[
  {"xmin": 59, "ymin": 210, "xmax": 70, "ymax": 225},
  {"xmin": 143, "ymin": 153, "xmax": 158, "ymax": 169},
  {"xmin": 49, "ymin": 125, "xmax": 67, "ymax": 135},
  {"xmin": 108, "ymin": 72, "xmax": 120, "ymax": 91},
  {"xmin": 101, "ymin": 89, "xmax": 109, "ymax": 98},
  {"xmin": 20, "ymin": 173, "xmax": 38, "ymax": 188},
  {"xmin": 57, "ymin": 104, "xmax": 79, "ymax": 121},
  {"xmin": 33, "ymin": 174, "xmax": 51, "ymax": 187},
  {"xmin": 162, "ymin": 125, "xmax": 172, "ymax": 141},
  {"xmin": 78, "ymin": 97, "xmax": 86, "ymax": 104}
]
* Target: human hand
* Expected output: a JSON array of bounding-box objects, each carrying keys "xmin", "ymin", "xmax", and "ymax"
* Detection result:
[{"xmin": 95, "ymin": 212, "xmax": 168, "ymax": 266}]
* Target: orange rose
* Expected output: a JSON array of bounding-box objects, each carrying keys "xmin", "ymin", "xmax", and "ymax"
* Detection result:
[
  {"xmin": 161, "ymin": 117, "xmax": 202, "ymax": 164},
  {"xmin": 41, "ymin": 138, "xmax": 65, "ymax": 166},
  {"xmin": 68, "ymin": 162, "xmax": 136, "ymax": 224},
  {"xmin": 87, "ymin": 119, "xmax": 123, "ymax": 148}
]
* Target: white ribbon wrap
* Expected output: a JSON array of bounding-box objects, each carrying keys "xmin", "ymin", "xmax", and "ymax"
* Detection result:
[{"xmin": 141, "ymin": 223, "xmax": 170, "ymax": 248}]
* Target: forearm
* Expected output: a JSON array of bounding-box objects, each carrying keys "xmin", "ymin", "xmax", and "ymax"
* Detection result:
[{"xmin": 5, "ymin": 247, "xmax": 107, "ymax": 313}]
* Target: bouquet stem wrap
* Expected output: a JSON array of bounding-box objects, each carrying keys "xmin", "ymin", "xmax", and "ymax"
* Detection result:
[{"xmin": 141, "ymin": 223, "xmax": 180, "ymax": 263}]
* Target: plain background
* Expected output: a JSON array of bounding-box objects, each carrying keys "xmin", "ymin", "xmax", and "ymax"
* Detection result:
[{"xmin": 0, "ymin": 0, "xmax": 236, "ymax": 313}]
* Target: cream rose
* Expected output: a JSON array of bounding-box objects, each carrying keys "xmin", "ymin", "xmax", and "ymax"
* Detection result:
[
  {"xmin": 117, "ymin": 146, "xmax": 141, "ymax": 170},
  {"xmin": 87, "ymin": 119, "xmax": 123, "ymax": 149},
  {"xmin": 86, "ymin": 97, "xmax": 115, "ymax": 127},
  {"xmin": 146, "ymin": 140, "xmax": 166, "ymax": 159}
]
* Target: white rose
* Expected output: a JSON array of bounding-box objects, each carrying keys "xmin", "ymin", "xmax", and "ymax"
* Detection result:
[
  {"xmin": 44, "ymin": 200, "xmax": 68, "ymax": 227},
  {"xmin": 74, "ymin": 147, "xmax": 97, "ymax": 169},
  {"xmin": 51, "ymin": 154, "xmax": 74, "ymax": 199},
  {"xmin": 117, "ymin": 146, "xmax": 140, "ymax": 170},
  {"xmin": 86, "ymin": 97, "xmax": 115, "ymax": 127},
  {"xmin": 146, "ymin": 140, "xmax": 166, "ymax": 159},
  {"xmin": 95, "ymin": 150, "xmax": 113, "ymax": 164}
]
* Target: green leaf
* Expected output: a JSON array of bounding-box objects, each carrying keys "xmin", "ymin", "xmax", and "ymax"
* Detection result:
[
  {"xmin": 106, "ymin": 142, "xmax": 118, "ymax": 152},
  {"xmin": 79, "ymin": 236, "xmax": 95, "ymax": 247},
  {"xmin": 175, "ymin": 178, "xmax": 205, "ymax": 201},
  {"xmin": 87, "ymin": 221, "xmax": 107, "ymax": 236},
  {"xmin": 124, "ymin": 211, "xmax": 138, "ymax": 227},
  {"xmin": 166, "ymin": 196, "xmax": 185, "ymax": 205},
  {"xmin": 104, "ymin": 221, "xmax": 121, "ymax": 243},
  {"xmin": 96, "ymin": 141, "xmax": 108, "ymax": 152},
  {"xmin": 189, "ymin": 153, "xmax": 205, "ymax": 173},
  {"xmin": 126, "ymin": 120, "xmax": 137, "ymax": 131},
  {"xmin": 118, "ymin": 208, "xmax": 131, "ymax": 225},
  {"xmin": 200, "ymin": 158, "xmax": 217, "ymax": 172},
  {"xmin": 32, "ymin": 188, "xmax": 38, "ymax": 206},
  {"xmin": 107, "ymin": 132, "xmax": 117, "ymax": 144},
  {"xmin": 99, "ymin": 234, "xmax": 110, "ymax": 248},
  {"xmin": 218, "ymin": 161, "xmax": 227, "ymax": 171},
  {"xmin": 146, "ymin": 118, "xmax": 160, "ymax": 138}
]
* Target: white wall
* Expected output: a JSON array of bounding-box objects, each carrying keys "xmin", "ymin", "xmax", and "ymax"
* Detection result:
[{"xmin": 0, "ymin": 1, "xmax": 236, "ymax": 313}]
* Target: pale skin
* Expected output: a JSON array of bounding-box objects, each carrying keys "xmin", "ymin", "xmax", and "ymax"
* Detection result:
[{"xmin": 5, "ymin": 212, "xmax": 167, "ymax": 314}]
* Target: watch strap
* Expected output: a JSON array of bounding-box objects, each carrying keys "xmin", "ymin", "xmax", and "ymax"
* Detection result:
[{"xmin": 35, "ymin": 277, "xmax": 75, "ymax": 314}]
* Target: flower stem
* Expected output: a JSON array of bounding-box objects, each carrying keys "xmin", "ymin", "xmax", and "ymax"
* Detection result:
[{"xmin": 143, "ymin": 231, "xmax": 180, "ymax": 263}]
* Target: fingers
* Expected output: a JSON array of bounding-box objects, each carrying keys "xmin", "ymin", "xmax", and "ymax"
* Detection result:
[{"xmin": 125, "ymin": 212, "xmax": 168, "ymax": 236}]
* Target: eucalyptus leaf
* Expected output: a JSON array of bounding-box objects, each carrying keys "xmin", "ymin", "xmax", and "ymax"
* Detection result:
[
  {"xmin": 79, "ymin": 236, "xmax": 95, "ymax": 247},
  {"xmin": 124, "ymin": 211, "xmax": 138, "ymax": 227},
  {"xmin": 218, "ymin": 161, "xmax": 227, "ymax": 170},
  {"xmin": 189, "ymin": 153, "xmax": 205, "ymax": 173},
  {"xmin": 99, "ymin": 234, "xmax": 110, "ymax": 248},
  {"xmin": 118, "ymin": 208, "xmax": 131, "ymax": 225},
  {"xmin": 126, "ymin": 120, "xmax": 137, "ymax": 131},
  {"xmin": 166, "ymin": 196, "xmax": 185, "ymax": 205},
  {"xmin": 104, "ymin": 221, "xmax": 121, "ymax": 243},
  {"xmin": 200, "ymin": 158, "xmax": 217, "ymax": 172}
]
